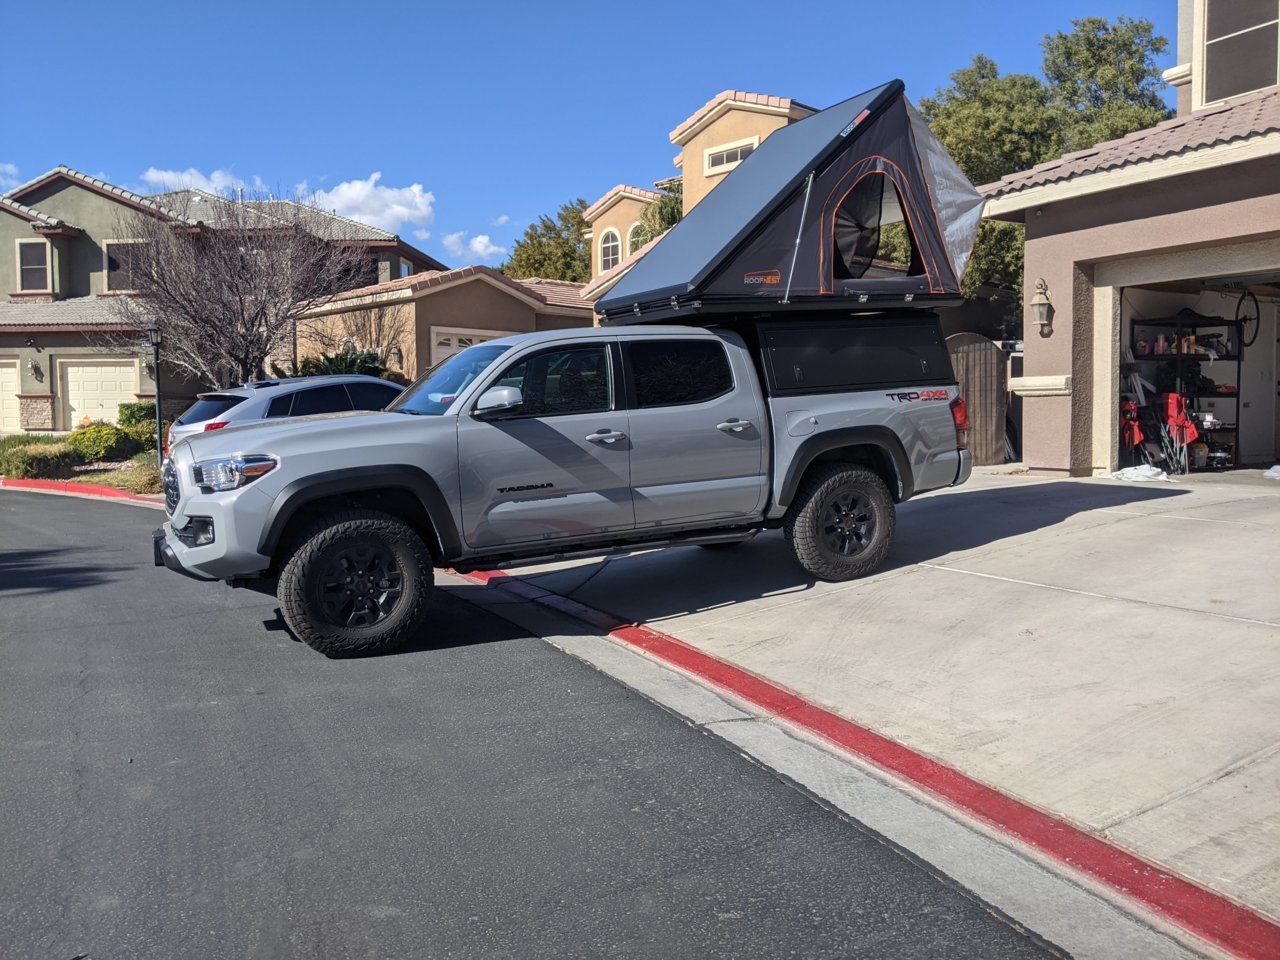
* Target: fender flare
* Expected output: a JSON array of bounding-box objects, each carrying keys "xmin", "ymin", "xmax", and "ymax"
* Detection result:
[
  {"xmin": 257, "ymin": 465, "xmax": 462, "ymax": 560},
  {"xmin": 776, "ymin": 427, "xmax": 914, "ymax": 510}
]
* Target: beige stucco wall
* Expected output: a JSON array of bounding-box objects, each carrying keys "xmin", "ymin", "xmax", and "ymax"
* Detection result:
[
  {"xmin": 587, "ymin": 196, "xmax": 653, "ymax": 278},
  {"xmin": 679, "ymin": 110, "xmax": 791, "ymax": 212},
  {"xmin": 1017, "ymin": 155, "xmax": 1280, "ymax": 474}
]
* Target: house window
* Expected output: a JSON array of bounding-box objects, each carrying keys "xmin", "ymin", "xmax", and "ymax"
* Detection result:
[
  {"xmin": 600, "ymin": 230, "xmax": 621, "ymax": 271},
  {"xmin": 104, "ymin": 240, "xmax": 148, "ymax": 292},
  {"xmin": 400, "ymin": 258, "xmax": 413, "ymax": 278},
  {"xmin": 704, "ymin": 137, "xmax": 759, "ymax": 176},
  {"xmin": 1204, "ymin": 0, "xmax": 1279, "ymax": 104},
  {"xmin": 627, "ymin": 223, "xmax": 645, "ymax": 256},
  {"xmin": 17, "ymin": 240, "xmax": 50, "ymax": 292}
]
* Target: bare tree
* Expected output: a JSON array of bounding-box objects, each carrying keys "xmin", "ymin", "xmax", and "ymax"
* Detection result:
[
  {"xmin": 105, "ymin": 192, "xmax": 377, "ymax": 388},
  {"xmin": 303, "ymin": 299, "xmax": 415, "ymax": 371}
]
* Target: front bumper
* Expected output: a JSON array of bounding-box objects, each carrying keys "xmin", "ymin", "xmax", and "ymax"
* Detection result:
[{"xmin": 152, "ymin": 527, "xmax": 217, "ymax": 581}]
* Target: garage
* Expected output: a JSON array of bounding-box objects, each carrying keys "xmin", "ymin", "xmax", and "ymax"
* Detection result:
[
  {"xmin": 58, "ymin": 359, "xmax": 139, "ymax": 429},
  {"xmin": 0, "ymin": 360, "xmax": 20, "ymax": 433}
]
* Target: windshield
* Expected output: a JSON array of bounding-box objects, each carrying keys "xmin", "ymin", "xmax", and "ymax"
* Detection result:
[{"xmin": 388, "ymin": 343, "xmax": 511, "ymax": 416}]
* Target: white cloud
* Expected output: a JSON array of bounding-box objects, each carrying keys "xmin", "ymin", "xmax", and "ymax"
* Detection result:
[
  {"xmin": 140, "ymin": 167, "xmax": 266, "ymax": 195},
  {"xmin": 440, "ymin": 231, "xmax": 506, "ymax": 263},
  {"xmin": 468, "ymin": 234, "xmax": 506, "ymax": 260},
  {"xmin": 442, "ymin": 231, "xmax": 467, "ymax": 257},
  {"xmin": 0, "ymin": 162, "xmax": 20, "ymax": 192},
  {"xmin": 310, "ymin": 172, "xmax": 435, "ymax": 234},
  {"xmin": 413, "ymin": 228, "xmax": 431, "ymax": 241},
  {"xmin": 491, "ymin": 214, "xmax": 510, "ymax": 226}
]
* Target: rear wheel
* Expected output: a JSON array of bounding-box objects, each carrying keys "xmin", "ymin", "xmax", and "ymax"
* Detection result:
[
  {"xmin": 278, "ymin": 508, "xmax": 433, "ymax": 658},
  {"xmin": 785, "ymin": 464, "xmax": 894, "ymax": 581}
]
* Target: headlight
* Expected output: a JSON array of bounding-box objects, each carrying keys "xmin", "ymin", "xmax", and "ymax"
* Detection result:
[{"xmin": 192, "ymin": 455, "xmax": 278, "ymax": 492}]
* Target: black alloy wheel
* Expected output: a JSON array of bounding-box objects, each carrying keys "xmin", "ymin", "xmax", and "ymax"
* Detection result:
[
  {"xmin": 820, "ymin": 488, "xmax": 877, "ymax": 558},
  {"xmin": 316, "ymin": 538, "xmax": 404, "ymax": 628}
]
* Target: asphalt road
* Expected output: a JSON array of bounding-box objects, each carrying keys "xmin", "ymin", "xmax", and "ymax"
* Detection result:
[{"xmin": 0, "ymin": 491, "xmax": 1053, "ymax": 960}]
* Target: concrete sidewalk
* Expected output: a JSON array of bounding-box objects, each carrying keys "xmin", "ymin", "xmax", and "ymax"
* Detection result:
[{"xmin": 486, "ymin": 470, "xmax": 1280, "ymax": 921}]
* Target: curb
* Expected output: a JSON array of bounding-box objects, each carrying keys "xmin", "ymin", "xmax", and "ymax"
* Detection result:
[
  {"xmin": 458, "ymin": 567, "xmax": 1280, "ymax": 960},
  {"xmin": 0, "ymin": 477, "xmax": 164, "ymax": 508}
]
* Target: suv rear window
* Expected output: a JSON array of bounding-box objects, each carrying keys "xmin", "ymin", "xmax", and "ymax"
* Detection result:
[
  {"xmin": 290, "ymin": 384, "xmax": 354, "ymax": 416},
  {"xmin": 178, "ymin": 394, "xmax": 246, "ymax": 425},
  {"xmin": 346, "ymin": 381, "xmax": 402, "ymax": 411},
  {"xmin": 760, "ymin": 318, "xmax": 952, "ymax": 394}
]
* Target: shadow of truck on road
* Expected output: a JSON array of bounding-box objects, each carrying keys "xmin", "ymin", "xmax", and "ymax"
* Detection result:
[{"xmin": 504, "ymin": 481, "xmax": 1189, "ymax": 627}]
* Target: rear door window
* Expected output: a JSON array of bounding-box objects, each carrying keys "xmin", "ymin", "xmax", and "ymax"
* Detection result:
[
  {"xmin": 346, "ymin": 382, "xmax": 402, "ymax": 411},
  {"xmin": 290, "ymin": 384, "xmax": 354, "ymax": 416},
  {"xmin": 177, "ymin": 394, "xmax": 246, "ymax": 425},
  {"xmin": 624, "ymin": 340, "xmax": 734, "ymax": 408}
]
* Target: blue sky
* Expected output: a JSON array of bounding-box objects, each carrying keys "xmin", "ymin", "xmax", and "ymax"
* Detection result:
[{"xmin": 0, "ymin": 0, "xmax": 1176, "ymax": 267}]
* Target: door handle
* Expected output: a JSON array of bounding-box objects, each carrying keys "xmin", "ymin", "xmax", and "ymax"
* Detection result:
[
  {"xmin": 717, "ymin": 419, "xmax": 752, "ymax": 433},
  {"xmin": 587, "ymin": 430, "xmax": 627, "ymax": 444}
]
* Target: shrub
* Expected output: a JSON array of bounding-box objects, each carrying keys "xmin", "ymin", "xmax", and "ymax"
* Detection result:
[
  {"xmin": 117, "ymin": 401, "xmax": 157, "ymax": 427},
  {"xmin": 67, "ymin": 423, "xmax": 138, "ymax": 462},
  {"xmin": 118, "ymin": 462, "xmax": 163, "ymax": 494},
  {"xmin": 0, "ymin": 433, "xmax": 57, "ymax": 455},
  {"xmin": 0, "ymin": 442, "xmax": 80, "ymax": 479},
  {"xmin": 123, "ymin": 422, "xmax": 160, "ymax": 452}
]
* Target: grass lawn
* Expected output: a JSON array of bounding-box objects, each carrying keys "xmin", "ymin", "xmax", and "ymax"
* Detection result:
[{"xmin": 73, "ymin": 453, "xmax": 163, "ymax": 494}]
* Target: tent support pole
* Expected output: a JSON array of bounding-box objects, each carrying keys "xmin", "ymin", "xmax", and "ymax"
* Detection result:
[{"xmin": 782, "ymin": 171, "xmax": 815, "ymax": 304}]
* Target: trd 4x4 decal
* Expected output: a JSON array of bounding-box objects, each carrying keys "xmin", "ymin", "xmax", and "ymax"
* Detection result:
[{"xmin": 885, "ymin": 390, "xmax": 950, "ymax": 403}]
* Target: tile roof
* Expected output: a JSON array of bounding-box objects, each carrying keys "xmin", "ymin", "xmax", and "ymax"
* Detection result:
[
  {"xmin": 3, "ymin": 165, "xmax": 196, "ymax": 223},
  {"xmin": 669, "ymin": 90, "xmax": 815, "ymax": 144},
  {"xmin": 981, "ymin": 87, "xmax": 1280, "ymax": 200},
  {"xmin": 0, "ymin": 196, "xmax": 74, "ymax": 228},
  {"xmin": 515, "ymin": 277, "xmax": 593, "ymax": 311},
  {"xmin": 326, "ymin": 265, "xmax": 592, "ymax": 313},
  {"xmin": 249, "ymin": 199, "xmax": 398, "ymax": 242},
  {"xmin": 583, "ymin": 184, "xmax": 662, "ymax": 222},
  {"xmin": 0, "ymin": 297, "xmax": 135, "ymax": 328}
]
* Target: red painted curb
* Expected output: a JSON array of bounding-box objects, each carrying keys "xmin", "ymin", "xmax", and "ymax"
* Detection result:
[
  {"xmin": 458, "ymin": 568, "xmax": 1280, "ymax": 959},
  {"xmin": 0, "ymin": 477, "xmax": 163, "ymax": 506}
]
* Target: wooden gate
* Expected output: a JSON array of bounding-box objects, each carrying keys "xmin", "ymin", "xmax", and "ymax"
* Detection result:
[{"xmin": 946, "ymin": 333, "xmax": 1007, "ymax": 466}]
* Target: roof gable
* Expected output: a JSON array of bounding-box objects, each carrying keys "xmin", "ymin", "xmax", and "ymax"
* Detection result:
[
  {"xmin": 4, "ymin": 165, "xmax": 195, "ymax": 223},
  {"xmin": 583, "ymin": 185, "xmax": 661, "ymax": 223},
  {"xmin": 670, "ymin": 90, "xmax": 816, "ymax": 147}
]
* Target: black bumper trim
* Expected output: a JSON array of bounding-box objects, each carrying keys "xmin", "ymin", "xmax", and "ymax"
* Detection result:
[{"xmin": 152, "ymin": 527, "xmax": 217, "ymax": 582}]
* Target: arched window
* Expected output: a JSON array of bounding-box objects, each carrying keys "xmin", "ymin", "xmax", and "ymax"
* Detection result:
[
  {"xmin": 600, "ymin": 230, "xmax": 621, "ymax": 272},
  {"xmin": 627, "ymin": 223, "xmax": 645, "ymax": 256},
  {"xmin": 831, "ymin": 174, "xmax": 922, "ymax": 281}
]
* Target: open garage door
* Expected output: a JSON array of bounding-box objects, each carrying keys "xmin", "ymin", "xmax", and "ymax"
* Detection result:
[
  {"xmin": 0, "ymin": 360, "xmax": 20, "ymax": 433},
  {"xmin": 59, "ymin": 359, "xmax": 139, "ymax": 429}
]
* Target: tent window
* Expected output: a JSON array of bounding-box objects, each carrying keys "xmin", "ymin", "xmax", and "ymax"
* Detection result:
[
  {"xmin": 831, "ymin": 174, "xmax": 923, "ymax": 281},
  {"xmin": 600, "ymin": 230, "xmax": 621, "ymax": 271}
]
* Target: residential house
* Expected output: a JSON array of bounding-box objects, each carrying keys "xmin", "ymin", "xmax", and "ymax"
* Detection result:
[
  {"xmin": 581, "ymin": 92, "xmax": 815, "ymax": 304},
  {"xmin": 0, "ymin": 166, "xmax": 445, "ymax": 433},
  {"xmin": 298, "ymin": 266, "xmax": 594, "ymax": 379},
  {"xmin": 981, "ymin": 0, "xmax": 1280, "ymax": 475}
]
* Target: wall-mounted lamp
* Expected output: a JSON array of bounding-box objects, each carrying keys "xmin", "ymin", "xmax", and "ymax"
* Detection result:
[
  {"xmin": 386, "ymin": 345, "xmax": 404, "ymax": 368},
  {"xmin": 1030, "ymin": 278, "xmax": 1053, "ymax": 336},
  {"xmin": 26, "ymin": 357, "xmax": 43, "ymax": 381}
]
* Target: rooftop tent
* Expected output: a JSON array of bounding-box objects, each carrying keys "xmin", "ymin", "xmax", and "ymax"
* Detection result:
[{"xmin": 597, "ymin": 80, "xmax": 985, "ymax": 324}]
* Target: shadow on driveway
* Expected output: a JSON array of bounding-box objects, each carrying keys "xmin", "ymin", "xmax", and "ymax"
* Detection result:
[{"xmin": 506, "ymin": 480, "xmax": 1190, "ymax": 625}]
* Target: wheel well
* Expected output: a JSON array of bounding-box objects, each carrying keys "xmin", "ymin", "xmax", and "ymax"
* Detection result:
[
  {"xmin": 804, "ymin": 444, "xmax": 901, "ymax": 500},
  {"xmin": 275, "ymin": 488, "xmax": 443, "ymax": 565}
]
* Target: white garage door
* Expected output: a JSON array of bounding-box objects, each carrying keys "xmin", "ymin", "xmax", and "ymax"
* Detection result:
[
  {"xmin": 60, "ymin": 360, "xmax": 139, "ymax": 428},
  {"xmin": 430, "ymin": 327, "xmax": 508, "ymax": 367},
  {"xmin": 0, "ymin": 361, "xmax": 19, "ymax": 434}
]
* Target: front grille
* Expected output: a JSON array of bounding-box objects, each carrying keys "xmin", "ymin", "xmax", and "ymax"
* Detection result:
[{"xmin": 163, "ymin": 460, "xmax": 180, "ymax": 515}]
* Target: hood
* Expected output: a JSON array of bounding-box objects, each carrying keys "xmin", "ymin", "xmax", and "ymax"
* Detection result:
[{"xmin": 172, "ymin": 409, "xmax": 443, "ymax": 462}]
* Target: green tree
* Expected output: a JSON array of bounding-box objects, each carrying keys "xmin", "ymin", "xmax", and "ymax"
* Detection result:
[
  {"xmin": 633, "ymin": 181, "xmax": 684, "ymax": 247},
  {"xmin": 917, "ymin": 19, "xmax": 1172, "ymax": 321},
  {"xmin": 502, "ymin": 200, "xmax": 591, "ymax": 283}
]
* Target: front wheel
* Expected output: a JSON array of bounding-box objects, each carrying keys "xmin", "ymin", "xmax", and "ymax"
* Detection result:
[
  {"xmin": 784, "ymin": 464, "xmax": 895, "ymax": 582},
  {"xmin": 278, "ymin": 508, "xmax": 433, "ymax": 658}
]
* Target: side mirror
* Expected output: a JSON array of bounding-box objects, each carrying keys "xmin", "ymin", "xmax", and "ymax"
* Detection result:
[{"xmin": 474, "ymin": 385, "xmax": 523, "ymax": 419}]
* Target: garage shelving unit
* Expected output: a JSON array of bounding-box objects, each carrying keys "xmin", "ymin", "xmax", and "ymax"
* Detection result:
[{"xmin": 1127, "ymin": 315, "xmax": 1243, "ymax": 471}]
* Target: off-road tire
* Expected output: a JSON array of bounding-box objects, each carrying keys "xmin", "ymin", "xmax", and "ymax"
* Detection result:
[
  {"xmin": 278, "ymin": 509, "xmax": 433, "ymax": 658},
  {"xmin": 785, "ymin": 464, "xmax": 894, "ymax": 582}
]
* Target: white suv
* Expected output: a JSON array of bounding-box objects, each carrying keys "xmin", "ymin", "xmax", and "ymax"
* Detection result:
[{"xmin": 166, "ymin": 375, "xmax": 403, "ymax": 455}]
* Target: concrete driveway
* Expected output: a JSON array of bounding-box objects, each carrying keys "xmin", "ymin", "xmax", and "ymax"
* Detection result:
[{"xmin": 488, "ymin": 469, "xmax": 1280, "ymax": 920}]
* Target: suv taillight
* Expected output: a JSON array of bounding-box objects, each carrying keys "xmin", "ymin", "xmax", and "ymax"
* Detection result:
[
  {"xmin": 949, "ymin": 396, "xmax": 969, "ymax": 450},
  {"xmin": 204, "ymin": 421, "xmax": 230, "ymax": 432}
]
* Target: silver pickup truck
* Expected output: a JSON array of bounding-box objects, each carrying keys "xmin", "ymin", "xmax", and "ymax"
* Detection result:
[{"xmin": 154, "ymin": 318, "xmax": 971, "ymax": 657}]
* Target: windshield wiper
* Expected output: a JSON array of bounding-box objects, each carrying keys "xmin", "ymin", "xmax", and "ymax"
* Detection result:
[{"xmin": 392, "ymin": 408, "xmax": 425, "ymax": 415}]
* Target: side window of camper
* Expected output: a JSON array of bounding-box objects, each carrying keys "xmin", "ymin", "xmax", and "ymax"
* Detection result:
[
  {"xmin": 832, "ymin": 174, "xmax": 923, "ymax": 281},
  {"xmin": 761, "ymin": 319, "xmax": 952, "ymax": 393}
]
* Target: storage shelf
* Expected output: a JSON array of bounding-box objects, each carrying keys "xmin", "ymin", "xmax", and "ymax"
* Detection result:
[
  {"xmin": 1130, "ymin": 354, "xmax": 1240, "ymax": 362},
  {"xmin": 1133, "ymin": 317, "xmax": 1242, "ymax": 329}
]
